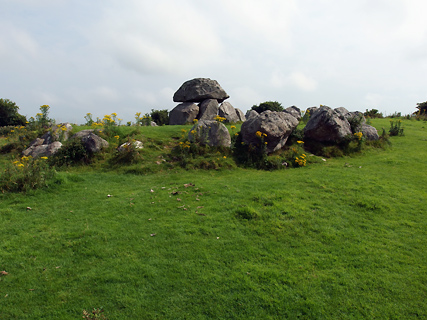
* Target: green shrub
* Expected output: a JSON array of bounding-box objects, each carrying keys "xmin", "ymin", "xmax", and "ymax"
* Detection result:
[
  {"xmin": 0, "ymin": 156, "xmax": 56, "ymax": 193},
  {"xmin": 364, "ymin": 108, "xmax": 383, "ymax": 118},
  {"xmin": 389, "ymin": 119, "xmax": 404, "ymax": 136},
  {"xmin": 251, "ymin": 101, "xmax": 284, "ymax": 113},
  {"xmin": 49, "ymin": 139, "xmax": 91, "ymax": 166},
  {"xmin": 109, "ymin": 139, "xmax": 143, "ymax": 165},
  {"xmin": 235, "ymin": 206, "xmax": 260, "ymax": 220},
  {"xmin": 0, "ymin": 98, "xmax": 26, "ymax": 127},
  {"xmin": 150, "ymin": 109, "xmax": 169, "ymax": 126}
]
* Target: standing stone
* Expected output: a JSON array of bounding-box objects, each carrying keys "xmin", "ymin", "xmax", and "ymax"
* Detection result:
[
  {"xmin": 240, "ymin": 110, "xmax": 299, "ymax": 154},
  {"xmin": 80, "ymin": 133, "xmax": 109, "ymax": 153},
  {"xmin": 188, "ymin": 120, "xmax": 231, "ymax": 147},
  {"xmin": 284, "ymin": 106, "xmax": 302, "ymax": 121},
  {"xmin": 198, "ymin": 99, "xmax": 219, "ymax": 121},
  {"xmin": 169, "ymin": 102, "xmax": 199, "ymax": 125},
  {"xmin": 173, "ymin": 78, "xmax": 229, "ymax": 103},
  {"xmin": 235, "ymin": 108, "xmax": 246, "ymax": 122},
  {"xmin": 219, "ymin": 101, "xmax": 239, "ymax": 123},
  {"xmin": 246, "ymin": 110, "xmax": 259, "ymax": 120},
  {"xmin": 361, "ymin": 124, "xmax": 379, "ymax": 140},
  {"xmin": 304, "ymin": 106, "xmax": 352, "ymax": 142}
]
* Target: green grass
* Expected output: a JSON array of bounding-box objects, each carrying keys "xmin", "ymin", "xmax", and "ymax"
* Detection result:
[{"xmin": 0, "ymin": 119, "xmax": 426, "ymax": 319}]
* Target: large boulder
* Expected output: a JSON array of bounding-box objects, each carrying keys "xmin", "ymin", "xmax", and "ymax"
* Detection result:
[
  {"xmin": 22, "ymin": 141, "xmax": 63, "ymax": 158},
  {"xmin": 169, "ymin": 102, "xmax": 199, "ymax": 125},
  {"xmin": 304, "ymin": 106, "xmax": 352, "ymax": 142},
  {"xmin": 240, "ymin": 110, "xmax": 299, "ymax": 154},
  {"xmin": 173, "ymin": 78, "xmax": 229, "ymax": 103},
  {"xmin": 219, "ymin": 101, "xmax": 239, "ymax": 123},
  {"xmin": 246, "ymin": 110, "xmax": 259, "ymax": 120},
  {"xmin": 198, "ymin": 99, "xmax": 219, "ymax": 121},
  {"xmin": 284, "ymin": 106, "xmax": 301, "ymax": 121},
  {"xmin": 188, "ymin": 120, "xmax": 231, "ymax": 147},
  {"xmin": 80, "ymin": 133, "xmax": 109, "ymax": 153},
  {"xmin": 361, "ymin": 124, "xmax": 379, "ymax": 140}
]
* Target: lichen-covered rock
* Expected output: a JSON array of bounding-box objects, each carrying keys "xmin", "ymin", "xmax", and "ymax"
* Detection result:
[
  {"xmin": 245, "ymin": 110, "xmax": 259, "ymax": 120},
  {"xmin": 80, "ymin": 133, "xmax": 109, "ymax": 153},
  {"xmin": 235, "ymin": 108, "xmax": 246, "ymax": 122},
  {"xmin": 173, "ymin": 78, "xmax": 229, "ymax": 103},
  {"xmin": 361, "ymin": 124, "xmax": 379, "ymax": 140},
  {"xmin": 219, "ymin": 101, "xmax": 239, "ymax": 123},
  {"xmin": 304, "ymin": 106, "xmax": 352, "ymax": 142},
  {"xmin": 240, "ymin": 110, "xmax": 299, "ymax": 154},
  {"xmin": 198, "ymin": 99, "xmax": 219, "ymax": 121},
  {"xmin": 169, "ymin": 102, "xmax": 199, "ymax": 125},
  {"xmin": 188, "ymin": 120, "xmax": 231, "ymax": 147},
  {"xmin": 284, "ymin": 106, "xmax": 301, "ymax": 121}
]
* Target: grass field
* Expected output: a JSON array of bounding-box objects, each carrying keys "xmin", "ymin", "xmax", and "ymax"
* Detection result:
[{"xmin": 0, "ymin": 118, "xmax": 426, "ymax": 319}]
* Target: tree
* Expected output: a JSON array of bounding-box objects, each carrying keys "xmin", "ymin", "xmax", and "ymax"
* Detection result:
[
  {"xmin": 251, "ymin": 101, "xmax": 284, "ymax": 114},
  {"xmin": 415, "ymin": 101, "xmax": 427, "ymax": 115},
  {"xmin": 150, "ymin": 109, "xmax": 169, "ymax": 126},
  {"xmin": 0, "ymin": 98, "xmax": 26, "ymax": 126}
]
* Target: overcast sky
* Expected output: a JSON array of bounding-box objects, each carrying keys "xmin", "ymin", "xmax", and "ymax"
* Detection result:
[{"xmin": 1, "ymin": 0, "xmax": 426, "ymax": 123}]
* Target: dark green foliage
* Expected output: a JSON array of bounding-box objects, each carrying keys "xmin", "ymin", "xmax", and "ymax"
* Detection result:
[
  {"xmin": 0, "ymin": 98, "xmax": 27, "ymax": 127},
  {"xmin": 347, "ymin": 113, "xmax": 364, "ymax": 133},
  {"xmin": 150, "ymin": 109, "xmax": 169, "ymax": 126},
  {"xmin": 389, "ymin": 119, "xmax": 404, "ymax": 136},
  {"xmin": 109, "ymin": 140, "xmax": 142, "ymax": 165},
  {"xmin": 235, "ymin": 206, "xmax": 259, "ymax": 220},
  {"xmin": 415, "ymin": 101, "xmax": 427, "ymax": 118},
  {"xmin": 50, "ymin": 139, "xmax": 91, "ymax": 166},
  {"xmin": 364, "ymin": 108, "xmax": 383, "ymax": 118},
  {"xmin": 251, "ymin": 101, "xmax": 284, "ymax": 113}
]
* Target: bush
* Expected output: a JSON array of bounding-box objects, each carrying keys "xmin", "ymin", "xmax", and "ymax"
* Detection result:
[
  {"xmin": 150, "ymin": 109, "xmax": 169, "ymax": 126},
  {"xmin": 0, "ymin": 156, "xmax": 56, "ymax": 193},
  {"xmin": 251, "ymin": 101, "xmax": 284, "ymax": 113},
  {"xmin": 389, "ymin": 120, "xmax": 404, "ymax": 136},
  {"xmin": 0, "ymin": 98, "xmax": 27, "ymax": 127},
  {"xmin": 49, "ymin": 139, "xmax": 91, "ymax": 166},
  {"xmin": 364, "ymin": 109, "xmax": 383, "ymax": 118}
]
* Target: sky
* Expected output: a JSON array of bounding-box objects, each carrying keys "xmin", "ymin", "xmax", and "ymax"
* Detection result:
[{"xmin": 1, "ymin": 0, "xmax": 427, "ymax": 124}]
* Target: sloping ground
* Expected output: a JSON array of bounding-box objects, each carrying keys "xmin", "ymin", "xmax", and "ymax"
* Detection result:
[{"xmin": 0, "ymin": 119, "xmax": 426, "ymax": 319}]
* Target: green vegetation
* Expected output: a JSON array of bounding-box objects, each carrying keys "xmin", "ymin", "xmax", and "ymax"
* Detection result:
[
  {"xmin": 0, "ymin": 118, "xmax": 426, "ymax": 319},
  {"xmin": 0, "ymin": 98, "xmax": 26, "ymax": 127},
  {"xmin": 251, "ymin": 101, "xmax": 284, "ymax": 113},
  {"xmin": 150, "ymin": 109, "xmax": 169, "ymax": 126}
]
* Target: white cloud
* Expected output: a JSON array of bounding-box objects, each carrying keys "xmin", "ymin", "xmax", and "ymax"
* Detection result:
[{"xmin": 270, "ymin": 71, "xmax": 317, "ymax": 91}]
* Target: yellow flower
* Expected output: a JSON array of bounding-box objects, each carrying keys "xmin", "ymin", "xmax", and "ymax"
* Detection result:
[
  {"xmin": 234, "ymin": 133, "xmax": 239, "ymax": 136},
  {"xmin": 111, "ymin": 113, "xmax": 117, "ymax": 117},
  {"xmin": 10, "ymin": 130, "xmax": 14, "ymax": 133},
  {"xmin": 255, "ymin": 131, "xmax": 262, "ymax": 137},
  {"xmin": 114, "ymin": 135, "xmax": 120, "ymax": 140},
  {"xmin": 40, "ymin": 156, "xmax": 48, "ymax": 160},
  {"xmin": 193, "ymin": 119, "xmax": 198, "ymax": 123},
  {"xmin": 223, "ymin": 156, "xmax": 227, "ymax": 159},
  {"xmin": 61, "ymin": 126, "xmax": 67, "ymax": 131},
  {"xmin": 21, "ymin": 156, "xmax": 30, "ymax": 161},
  {"xmin": 190, "ymin": 130, "xmax": 197, "ymax": 135},
  {"xmin": 230, "ymin": 125, "xmax": 236, "ymax": 130},
  {"xmin": 265, "ymin": 142, "xmax": 268, "ymax": 145},
  {"xmin": 297, "ymin": 141, "xmax": 304, "ymax": 144},
  {"xmin": 17, "ymin": 163, "xmax": 24, "ymax": 167}
]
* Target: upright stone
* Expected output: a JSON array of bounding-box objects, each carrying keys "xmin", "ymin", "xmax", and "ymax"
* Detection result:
[
  {"xmin": 219, "ymin": 101, "xmax": 239, "ymax": 123},
  {"xmin": 169, "ymin": 102, "xmax": 199, "ymax": 125},
  {"xmin": 198, "ymin": 99, "xmax": 219, "ymax": 121}
]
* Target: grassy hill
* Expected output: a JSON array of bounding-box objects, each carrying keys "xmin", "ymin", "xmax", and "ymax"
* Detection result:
[{"xmin": 0, "ymin": 118, "xmax": 426, "ymax": 319}]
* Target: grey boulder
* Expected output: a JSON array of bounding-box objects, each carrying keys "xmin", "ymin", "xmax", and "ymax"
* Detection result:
[
  {"xmin": 188, "ymin": 120, "xmax": 231, "ymax": 147},
  {"xmin": 173, "ymin": 78, "xmax": 229, "ymax": 103},
  {"xmin": 169, "ymin": 102, "xmax": 199, "ymax": 125}
]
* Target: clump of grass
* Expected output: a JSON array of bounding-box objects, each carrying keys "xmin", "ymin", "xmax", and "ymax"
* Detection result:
[{"xmin": 235, "ymin": 205, "xmax": 260, "ymax": 220}]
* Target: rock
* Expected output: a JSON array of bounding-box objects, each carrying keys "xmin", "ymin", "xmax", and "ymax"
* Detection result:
[
  {"xmin": 284, "ymin": 106, "xmax": 302, "ymax": 121},
  {"xmin": 235, "ymin": 108, "xmax": 246, "ymax": 122},
  {"xmin": 198, "ymin": 99, "xmax": 219, "ymax": 121},
  {"xmin": 219, "ymin": 101, "xmax": 239, "ymax": 123},
  {"xmin": 80, "ymin": 133, "xmax": 109, "ymax": 153},
  {"xmin": 361, "ymin": 124, "xmax": 379, "ymax": 140},
  {"xmin": 71, "ymin": 129, "xmax": 95, "ymax": 139},
  {"xmin": 188, "ymin": 120, "xmax": 231, "ymax": 147},
  {"xmin": 334, "ymin": 107, "xmax": 350, "ymax": 118},
  {"xmin": 118, "ymin": 140, "xmax": 144, "ymax": 152},
  {"xmin": 304, "ymin": 106, "xmax": 352, "ymax": 142},
  {"xmin": 246, "ymin": 110, "xmax": 259, "ymax": 120},
  {"xmin": 173, "ymin": 78, "xmax": 229, "ymax": 103},
  {"xmin": 46, "ymin": 141, "xmax": 63, "ymax": 155},
  {"xmin": 150, "ymin": 121, "xmax": 158, "ymax": 127},
  {"xmin": 169, "ymin": 102, "xmax": 199, "ymax": 125},
  {"xmin": 240, "ymin": 110, "xmax": 299, "ymax": 154},
  {"xmin": 22, "ymin": 144, "xmax": 48, "ymax": 157}
]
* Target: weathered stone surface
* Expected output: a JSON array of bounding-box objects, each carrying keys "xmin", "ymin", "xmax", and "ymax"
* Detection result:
[
  {"xmin": 361, "ymin": 124, "xmax": 379, "ymax": 140},
  {"xmin": 219, "ymin": 101, "xmax": 239, "ymax": 123},
  {"xmin": 235, "ymin": 108, "xmax": 246, "ymax": 122},
  {"xmin": 173, "ymin": 78, "xmax": 229, "ymax": 103},
  {"xmin": 334, "ymin": 107, "xmax": 350, "ymax": 118},
  {"xmin": 22, "ymin": 144, "xmax": 48, "ymax": 157},
  {"xmin": 241, "ymin": 110, "xmax": 299, "ymax": 154},
  {"xmin": 198, "ymin": 99, "xmax": 219, "ymax": 121},
  {"xmin": 304, "ymin": 106, "xmax": 352, "ymax": 142},
  {"xmin": 284, "ymin": 106, "xmax": 301, "ymax": 121},
  {"xmin": 246, "ymin": 110, "xmax": 259, "ymax": 120},
  {"xmin": 188, "ymin": 120, "xmax": 231, "ymax": 147},
  {"xmin": 169, "ymin": 102, "xmax": 199, "ymax": 125},
  {"xmin": 118, "ymin": 140, "xmax": 144, "ymax": 152},
  {"xmin": 46, "ymin": 141, "xmax": 63, "ymax": 156},
  {"xmin": 81, "ymin": 133, "xmax": 109, "ymax": 153},
  {"xmin": 71, "ymin": 130, "xmax": 94, "ymax": 139}
]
